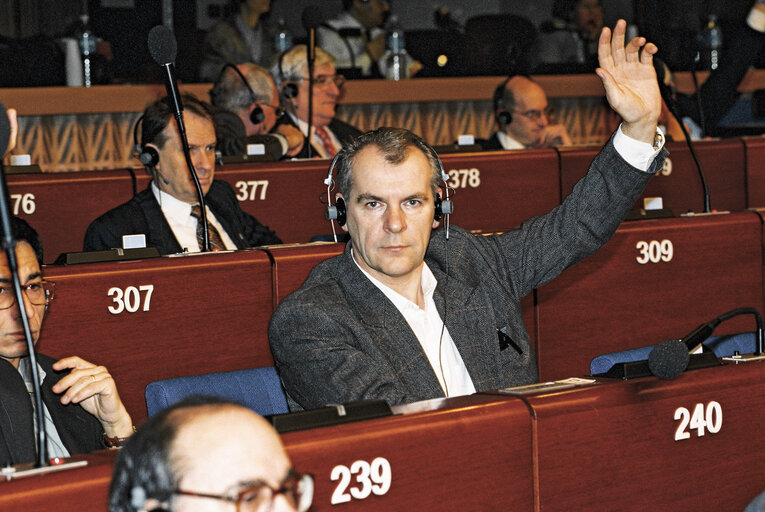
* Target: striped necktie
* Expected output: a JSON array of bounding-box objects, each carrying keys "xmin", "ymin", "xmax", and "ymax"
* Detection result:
[
  {"xmin": 190, "ymin": 204, "xmax": 227, "ymax": 251},
  {"xmin": 314, "ymin": 126, "xmax": 337, "ymax": 158}
]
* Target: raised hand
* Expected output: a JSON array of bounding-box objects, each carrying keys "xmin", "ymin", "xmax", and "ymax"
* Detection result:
[{"xmin": 596, "ymin": 19, "xmax": 660, "ymax": 144}]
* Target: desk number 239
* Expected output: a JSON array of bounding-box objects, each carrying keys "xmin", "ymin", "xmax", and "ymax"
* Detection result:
[{"xmin": 330, "ymin": 457, "xmax": 392, "ymax": 504}]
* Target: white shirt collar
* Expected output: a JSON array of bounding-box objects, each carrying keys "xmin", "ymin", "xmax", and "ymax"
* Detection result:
[{"xmin": 496, "ymin": 130, "xmax": 527, "ymax": 150}]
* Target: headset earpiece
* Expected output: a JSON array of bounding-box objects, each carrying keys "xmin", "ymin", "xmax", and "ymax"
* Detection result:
[
  {"xmin": 250, "ymin": 104, "xmax": 265, "ymax": 125},
  {"xmin": 139, "ymin": 146, "xmax": 160, "ymax": 168},
  {"xmin": 326, "ymin": 196, "xmax": 347, "ymax": 226},
  {"xmin": 282, "ymin": 82, "xmax": 298, "ymax": 100},
  {"xmin": 497, "ymin": 110, "xmax": 512, "ymax": 126}
]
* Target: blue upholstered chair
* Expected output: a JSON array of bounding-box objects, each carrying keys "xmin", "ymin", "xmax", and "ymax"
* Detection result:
[
  {"xmin": 590, "ymin": 332, "xmax": 758, "ymax": 375},
  {"xmin": 145, "ymin": 367, "xmax": 289, "ymax": 417}
]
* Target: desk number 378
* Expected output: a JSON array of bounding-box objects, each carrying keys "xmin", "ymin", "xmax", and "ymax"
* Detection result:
[{"xmin": 330, "ymin": 457, "xmax": 392, "ymax": 504}]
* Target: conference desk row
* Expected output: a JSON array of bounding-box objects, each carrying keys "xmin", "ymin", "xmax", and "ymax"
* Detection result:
[
  {"xmin": 2, "ymin": 361, "xmax": 763, "ymax": 511},
  {"xmin": 8, "ymin": 136, "xmax": 765, "ymax": 264},
  {"xmin": 37, "ymin": 209, "xmax": 765, "ymax": 426}
]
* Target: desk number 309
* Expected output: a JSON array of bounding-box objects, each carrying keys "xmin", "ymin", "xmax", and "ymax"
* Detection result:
[{"xmin": 330, "ymin": 457, "xmax": 392, "ymax": 504}]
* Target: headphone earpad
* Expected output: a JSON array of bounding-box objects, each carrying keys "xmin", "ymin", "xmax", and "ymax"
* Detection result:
[
  {"xmin": 250, "ymin": 105, "xmax": 265, "ymax": 125},
  {"xmin": 139, "ymin": 146, "xmax": 160, "ymax": 168},
  {"xmin": 434, "ymin": 194, "xmax": 443, "ymax": 222},
  {"xmin": 335, "ymin": 197, "xmax": 347, "ymax": 227},
  {"xmin": 282, "ymin": 82, "xmax": 298, "ymax": 100},
  {"xmin": 497, "ymin": 110, "xmax": 512, "ymax": 126}
]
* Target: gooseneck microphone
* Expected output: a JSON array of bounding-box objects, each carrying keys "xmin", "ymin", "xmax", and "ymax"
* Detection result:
[
  {"xmin": 658, "ymin": 73, "xmax": 712, "ymax": 213},
  {"xmin": 648, "ymin": 307, "xmax": 764, "ymax": 379},
  {"xmin": 147, "ymin": 25, "xmax": 211, "ymax": 251},
  {"xmin": 302, "ymin": 6, "xmax": 323, "ymax": 159},
  {"xmin": 0, "ymin": 102, "xmax": 48, "ymax": 467}
]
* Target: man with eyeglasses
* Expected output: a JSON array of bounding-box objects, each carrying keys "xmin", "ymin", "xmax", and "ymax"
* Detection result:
[
  {"xmin": 109, "ymin": 396, "xmax": 313, "ymax": 512},
  {"xmin": 482, "ymin": 75, "xmax": 572, "ymax": 150},
  {"xmin": 273, "ymin": 45, "xmax": 362, "ymax": 159},
  {"xmin": 0, "ymin": 215, "xmax": 134, "ymax": 466},
  {"xmin": 209, "ymin": 62, "xmax": 305, "ymax": 158}
]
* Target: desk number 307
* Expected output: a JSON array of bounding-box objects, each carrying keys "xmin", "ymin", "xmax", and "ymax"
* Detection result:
[{"xmin": 330, "ymin": 457, "xmax": 392, "ymax": 504}]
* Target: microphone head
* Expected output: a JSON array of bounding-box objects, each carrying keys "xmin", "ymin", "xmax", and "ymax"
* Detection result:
[
  {"xmin": 0, "ymin": 102, "xmax": 9, "ymax": 158},
  {"xmin": 148, "ymin": 25, "xmax": 177, "ymax": 66},
  {"xmin": 301, "ymin": 5, "xmax": 324, "ymax": 31},
  {"xmin": 648, "ymin": 339, "xmax": 690, "ymax": 379}
]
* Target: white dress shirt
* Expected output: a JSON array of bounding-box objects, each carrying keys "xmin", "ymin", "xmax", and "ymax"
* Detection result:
[
  {"xmin": 151, "ymin": 183, "xmax": 237, "ymax": 252},
  {"xmin": 289, "ymin": 113, "xmax": 342, "ymax": 159}
]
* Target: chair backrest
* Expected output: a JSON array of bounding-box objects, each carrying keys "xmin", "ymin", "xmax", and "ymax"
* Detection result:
[
  {"xmin": 590, "ymin": 332, "xmax": 758, "ymax": 375},
  {"xmin": 145, "ymin": 367, "xmax": 289, "ymax": 417}
]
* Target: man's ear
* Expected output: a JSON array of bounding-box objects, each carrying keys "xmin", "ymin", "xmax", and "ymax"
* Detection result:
[{"xmin": 335, "ymin": 193, "xmax": 349, "ymax": 232}]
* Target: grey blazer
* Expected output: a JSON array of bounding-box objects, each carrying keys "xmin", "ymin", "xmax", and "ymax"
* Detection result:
[{"xmin": 269, "ymin": 138, "xmax": 665, "ymax": 411}]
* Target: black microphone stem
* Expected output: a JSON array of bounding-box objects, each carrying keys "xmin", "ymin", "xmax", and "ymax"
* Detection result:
[
  {"xmin": 666, "ymin": 99, "xmax": 712, "ymax": 213},
  {"xmin": 306, "ymin": 30, "xmax": 315, "ymax": 159},
  {"xmin": 159, "ymin": 63, "xmax": 210, "ymax": 251},
  {"xmin": 0, "ymin": 160, "xmax": 48, "ymax": 467}
]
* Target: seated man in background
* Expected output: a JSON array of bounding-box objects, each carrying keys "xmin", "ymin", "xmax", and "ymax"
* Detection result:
[
  {"xmin": 536, "ymin": 0, "xmax": 604, "ymax": 71},
  {"xmin": 0, "ymin": 215, "xmax": 133, "ymax": 466},
  {"xmin": 269, "ymin": 20, "xmax": 666, "ymax": 411},
  {"xmin": 272, "ymin": 45, "xmax": 362, "ymax": 159},
  {"xmin": 317, "ymin": 0, "xmax": 390, "ymax": 78},
  {"xmin": 481, "ymin": 75, "xmax": 572, "ymax": 150},
  {"xmin": 109, "ymin": 396, "xmax": 313, "ymax": 512},
  {"xmin": 84, "ymin": 94, "xmax": 281, "ymax": 255},
  {"xmin": 208, "ymin": 62, "xmax": 304, "ymax": 157},
  {"xmin": 198, "ymin": 0, "xmax": 275, "ymax": 82}
]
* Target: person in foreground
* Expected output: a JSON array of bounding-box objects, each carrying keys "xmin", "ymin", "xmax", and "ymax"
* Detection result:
[
  {"xmin": 0, "ymin": 216, "xmax": 133, "ymax": 465},
  {"xmin": 109, "ymin": 396, "xmax": 313, "ymax": 512},
  {"xmin": 269, "ymin": 20, "xmax": 666, "ymax": 411},
  {"xmin": 84, "ymin": 94, "xmax": 281, "ymax": 254}
]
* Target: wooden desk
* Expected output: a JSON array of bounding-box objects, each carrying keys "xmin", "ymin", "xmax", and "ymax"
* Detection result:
[
  {"xmin": 283, "ymin": 394, "xmax": 533, "ymax": 511},
  {"xmin": 535, "ymin": 212, "xmax": 764, "ymax": 380},
  {"xmin": 438, "ymin": 149, "xmax": 560, "ymax": 233},
  {"xmin": 559, "ymin": 139, "xmax": 748, "ymax": 215},
  {"xmin": 40, "ymin": 250, "xmax": 275, "ymax": 422},
  {"xmin": 0, "ymin": 451, "xmax": 115, "ymax": 512},
  {"xmin": 743, "ymin": 136, "xmax": 765, "ymax": 208},
  {"xmin": 7, "ymin": 169, "xmax": 136, "ymax": 263},
  {"xmin": 525, "ymin": 362, "xmax": 765, "ymax": 511}
]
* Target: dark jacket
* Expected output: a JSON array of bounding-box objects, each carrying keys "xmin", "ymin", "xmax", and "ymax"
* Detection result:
[
  {"xmin": 84, "ymin": 180, "xmax": 281, "ymax": 254},
  {"xmin": 0, "ymin": 354, "xmax": 106, "ymax": 466}
]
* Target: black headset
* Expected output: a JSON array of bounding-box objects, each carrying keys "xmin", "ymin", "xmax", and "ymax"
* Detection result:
[
  {"xmin": 132, "ymin": 114, "xmax": 160, "ymax": 168},
  {"xmin": 219, "ymin": 63, "xmax": 265, "ymax": 125},
  {"xmin": 493, "ymin": 74, "xmax": 516, "ymax": 127},
  {"xmin": 323, "ymin": 142, "xmax": 453, "ymax": 229},
  {"xmin": 277, "ymin": 50, "xmax": 299, "ymax": 100}
]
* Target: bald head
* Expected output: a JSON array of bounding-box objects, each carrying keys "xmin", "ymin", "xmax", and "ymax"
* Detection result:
[
  {"xmin": 497, "ymin": 76, "xmax": 551, "ymax": 147},
  {"xmin": 109, "ymin": 400, "xmax": 299, "ymax": 512}
]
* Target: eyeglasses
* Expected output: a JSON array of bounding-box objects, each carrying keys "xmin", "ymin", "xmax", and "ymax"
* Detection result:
[
  {"xmin": 514, "ymin": 106, "xmax": 554, "ymax": 121},
  {"xmin": 297, "ymin": 74, "xmax": 346, "ymax": 89},
  {"xmin": 174, "ymin": 470, "xmax": 313, "ymax": 512},
  {"xmin": 0, "ymin": 281, "xmax": 55, "ymax": 310}
]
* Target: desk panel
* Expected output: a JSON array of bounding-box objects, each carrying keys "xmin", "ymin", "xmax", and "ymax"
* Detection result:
[
  {"xmin": 527, "ymin": 362, "xmax": 765, "ymax": 510},
  {"xmin": 40, "ymin": 250, "xmax": 274, "ymax": 422},
  {"xmin": 744, "ymin": 136, "xmax": 765, "ymax": 208},
  {"xmin": 560, "ymin": 139, "xmax": 747, "ymax": 215},
  {"xmin": 261, "ymin": 243, "xmax": 346, "ymax": 306},
  {"xmin": 438, "ymin": 150, "xmax": 560, "ymax": 233},
  {"xmin": 7, "ymin": 169, "xmax": 136, "ymax": 263},
  {"xmin": 535, "ymin": 212, "xmax": 764, "ymax": 380},
  {"xmin": 0, "ymin": 451, "xmax": 115, "ymax": 512},
  {"xmin": 283, "ymin": 394, "xmax": 533, "ymax": 511}
]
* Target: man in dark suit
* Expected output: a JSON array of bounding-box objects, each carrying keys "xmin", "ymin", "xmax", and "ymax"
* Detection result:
[
  {"xmin": 269, "ymin": 20, "xmax": 667, "ymax": 411},
  {"xmin": 272, "ymin": 45, "xmax": 362, "ymax": 159},
  {"xmin": 0, "ymin": 216, "xmax": 133, "ymax": 466},
  {"xmin": 84, "ymin": 95, "xmax": 281, "ymax": 255}
]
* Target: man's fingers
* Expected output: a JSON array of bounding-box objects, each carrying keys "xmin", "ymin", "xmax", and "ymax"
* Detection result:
[
  {"xmin": 640, "ymin": 42, "xmax": 658, "ymax": 64},
  {"xmin": 597, "ymin": 26, "xmax": 614, "ymax": 70},
  {"xmin": 610, "ymin": 19, "xmax": 627, "ymax": 63}
]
